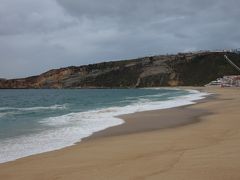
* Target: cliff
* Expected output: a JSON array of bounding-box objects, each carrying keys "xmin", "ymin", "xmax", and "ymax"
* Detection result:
[{"xmin": 1, "ymin": 51, "xmax": 240, "ymax": 88}]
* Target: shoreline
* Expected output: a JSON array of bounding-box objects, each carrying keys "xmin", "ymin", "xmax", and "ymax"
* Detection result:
[
  {"xmin": 85, "ymin": 87, "xmax": 214, "ymax": 140},
  {"xmin": 85, "ymin": 96, "xmax": 212, "ymax": 141},
  {"xmin": 1, "ymin": 87, "xmax": 240, "ymax": 179},
  {"xmin": 0, "ymin": 88, "xmax": 212, "ymax": 163},
  {"xmin": 0, "ymin": 87, "xmax": 207, "ymax": 164}
]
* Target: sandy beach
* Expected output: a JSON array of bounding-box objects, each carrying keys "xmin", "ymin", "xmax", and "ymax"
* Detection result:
[{"xmin": 0, "ymin": 87, "xmax": 240, "ymax": 180}]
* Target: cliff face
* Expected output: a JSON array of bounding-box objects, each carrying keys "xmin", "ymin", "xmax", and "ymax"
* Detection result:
[{"xmin": 1, "ymin": 51, "xmax": 240, "ymax": 88}]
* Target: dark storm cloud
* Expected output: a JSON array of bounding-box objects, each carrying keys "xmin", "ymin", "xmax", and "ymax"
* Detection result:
[{"xmin": 0, "ymin": 0, "xmax": 240, "ymax": 78}]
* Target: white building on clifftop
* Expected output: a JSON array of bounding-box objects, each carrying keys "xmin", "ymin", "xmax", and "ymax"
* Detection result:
[{"xmin": 206, "ymin": 75, "xmax": 240, "ymax": 87}]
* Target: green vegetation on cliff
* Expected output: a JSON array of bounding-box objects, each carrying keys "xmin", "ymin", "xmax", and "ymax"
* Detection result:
[{"xmin": 0, "ymin": 51, "xmax": 240, "ymax": 88}]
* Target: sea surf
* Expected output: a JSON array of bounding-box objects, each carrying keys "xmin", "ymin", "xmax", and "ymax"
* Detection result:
[{"xmin": 0, "ymin": 88, "xmax": 208, "ymax": 163}]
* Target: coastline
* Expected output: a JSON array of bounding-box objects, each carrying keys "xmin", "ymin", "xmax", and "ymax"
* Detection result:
[
  {"xmin": 85, "ymin": 87, "xmax": 212, "ymax": 140},
  {"xmin": 85, "ymin": 97, "xmax": 211, "ymax": 140},
  {"xmin": 0, "ymin": 87, "xmax": 207, "ymax": 163},
  {"xmin": 0, "ymin": 87, "xmax": 240, "ymax": 179}
]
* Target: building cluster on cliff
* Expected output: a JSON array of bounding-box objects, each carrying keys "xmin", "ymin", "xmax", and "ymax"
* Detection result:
[{"xmin": 206, "ymin": 75, "xmax": 240, "ymax": 87}]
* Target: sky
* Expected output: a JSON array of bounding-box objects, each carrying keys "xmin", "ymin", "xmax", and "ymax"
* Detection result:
[{"xmin": 0, "ymin": 0, "xmax": 240, "ymax": 79}]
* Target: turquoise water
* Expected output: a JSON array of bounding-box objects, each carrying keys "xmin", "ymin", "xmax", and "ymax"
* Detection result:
[{"xmin": 0, "ymin": 88, "xmax": 207, "ymax": 163}]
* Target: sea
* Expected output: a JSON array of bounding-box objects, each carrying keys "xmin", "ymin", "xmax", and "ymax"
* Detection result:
[{"xmin": 0, "ymin": 88, "xmax": 208, "ymax": 163}]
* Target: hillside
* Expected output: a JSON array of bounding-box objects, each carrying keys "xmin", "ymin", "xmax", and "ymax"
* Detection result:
[{"xmin": 0, "ymin": 51, "xmax": 240, "ymax": 88}]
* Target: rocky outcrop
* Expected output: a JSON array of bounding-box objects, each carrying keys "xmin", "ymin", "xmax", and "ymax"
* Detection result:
[{"xmin": 0, "ymin": 51, "xmax": 240, "ymax": 88}]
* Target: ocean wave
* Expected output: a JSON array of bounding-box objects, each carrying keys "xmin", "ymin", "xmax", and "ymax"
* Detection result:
[
  {"xmin": 0, "ymin": 104, "xmax": 68, "ymax": 112},
  {"xmin": 40, "ymin": 89, "xmax": 208, "ymax": 128},
  {"xmin": 125, "ymin": 92, "xmax": 170, "ymax": 100},
  {"xmin": 0, "ymin": 89, "xmax": 209, "ymax": 163},
  {"xmin": 0, "ymin": 111, "xmax": 123, "ymax": 163}
]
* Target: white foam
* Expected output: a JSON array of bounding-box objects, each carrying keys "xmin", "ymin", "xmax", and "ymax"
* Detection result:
[
  {"xmin": 0, "ymin": 89, "xmax": 209, "ymax": 163},
  {"xmin": 0, "ymin": 116, "xmax": 123, "ymax": 163},
  {"xmin": 0, "ymin": 104, "xmax": 67, "ymax": 112}
]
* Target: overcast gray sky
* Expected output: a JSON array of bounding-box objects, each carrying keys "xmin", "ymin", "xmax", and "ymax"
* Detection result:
[{"xmin": 0, "ymin": 0, "xmax": 240, "ymax": 79}]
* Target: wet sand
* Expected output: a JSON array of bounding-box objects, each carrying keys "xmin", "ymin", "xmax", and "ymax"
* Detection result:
[{"xmin": 0, "ymin": 87, "xmax": 240, "ymax": 180}]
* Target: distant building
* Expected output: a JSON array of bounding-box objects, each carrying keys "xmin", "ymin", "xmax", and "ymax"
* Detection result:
[{"xmin": 206, "ymin": 75, "xmax": 240, "ymax": 87}]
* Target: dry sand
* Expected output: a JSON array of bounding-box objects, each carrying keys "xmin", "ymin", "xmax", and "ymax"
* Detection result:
[{"xmin": 0, "ymin": 87, "xmax": 240, "ymax": 180}]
